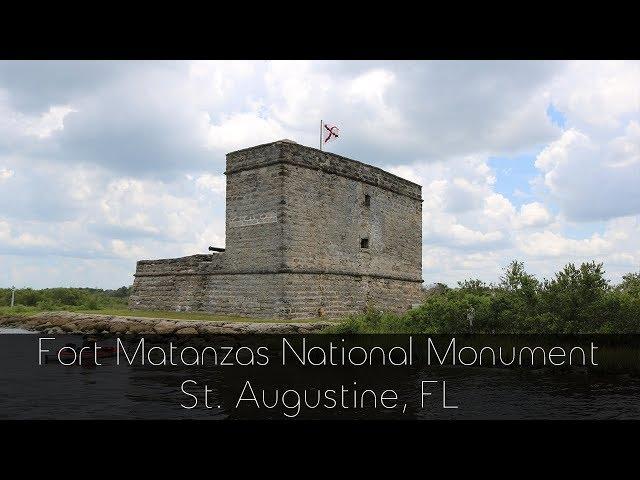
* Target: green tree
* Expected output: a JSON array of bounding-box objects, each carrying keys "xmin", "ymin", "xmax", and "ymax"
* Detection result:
[
  {"xmin": 618, "ymin": 272, "xmax": 640, "ymax": 297},
  {"xmin": 499, "ymin": 260, "xmax": 538, "ymax": 292},
  {"xmin": 539, "ymin": 262, "xmax": 610, "ymax": 332},
  {"xmin": 498, "ymin": 260, "xmax": 539, "ymax": 310},
  {"xmin": 457, "ymin": 279, "xmax": 491, "ymax": 294}
]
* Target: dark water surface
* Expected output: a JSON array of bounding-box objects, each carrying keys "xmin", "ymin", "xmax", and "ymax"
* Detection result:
[{"xmin": 1, "ymin": 332, "xmax": 639, "ymax": 420}]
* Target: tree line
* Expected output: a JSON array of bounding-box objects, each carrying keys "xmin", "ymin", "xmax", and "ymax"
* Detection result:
[
  {"xmin": 4, "ymin": 261, "xmax": 640, "ymax": 334},
  {"xmin": 330, "ymin": 261, "xmax": 640, "ymax": 334},
  {"xmin": 0, "ymin": 286, "xmax": 131, "ymax": 311}
]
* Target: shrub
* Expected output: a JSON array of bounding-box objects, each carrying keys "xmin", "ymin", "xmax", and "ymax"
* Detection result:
[
  {"xmin": 324, "ymin": 261, "xmax": 640, "ymax": 334},
  {"xmin": 0, "ymin": 287, "xmax": 131, "ymax": 310}
]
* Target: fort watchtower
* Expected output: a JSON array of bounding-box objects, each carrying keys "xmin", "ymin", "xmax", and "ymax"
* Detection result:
[{"xmin": 129, "ymin": 140, "xmax": 423, "ymax": 319}]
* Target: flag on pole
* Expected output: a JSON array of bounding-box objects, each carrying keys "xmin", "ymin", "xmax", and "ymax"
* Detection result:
[{"xmin": 320, "ymin": 120, "xmax": 340, "ymax": 150}]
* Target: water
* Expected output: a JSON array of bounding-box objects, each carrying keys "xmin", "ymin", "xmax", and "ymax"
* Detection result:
[
  {"xmin": 0, "ymin": 333, "xmax": 639, "ymax": 420},
  {"xmin": 0, "ymin": 328, "xmax": 34, "ymax": 334}
]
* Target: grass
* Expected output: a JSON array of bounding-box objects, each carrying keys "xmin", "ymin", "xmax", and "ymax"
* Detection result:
[
  {"xmin": 0, "ymin": 305, "xmax": 44, "ymax": 317},
  {"xmin": 0, "ymin": 305, "xmax": 336, "ymax": 323}
]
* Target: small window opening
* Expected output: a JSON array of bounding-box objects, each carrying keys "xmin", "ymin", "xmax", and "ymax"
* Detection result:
[
  {"xmin": 360, "ymin": 238, "xmax": 369, "ymax": 249},
  {"xmin": 364, "ymin": 194, "xmax": 370, "ymax": 207}
]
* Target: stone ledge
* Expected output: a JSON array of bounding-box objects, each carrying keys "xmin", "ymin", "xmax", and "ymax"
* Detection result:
[
  {"xmin": 136, "ymin": 254, "xmax": 214, "ymax": 264},
  {"xmin": 133, "ymin": 268, "xmax": 424, "ymax": 282},
  {"xmin": 0, "ymin": 312, "xmax": 334, "ymax": 335},
  {"xmin": 226, "ymin": 141, "xmax": 423, "ymax": 201}
]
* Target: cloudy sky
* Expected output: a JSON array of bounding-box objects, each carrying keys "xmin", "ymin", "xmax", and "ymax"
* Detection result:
[{"xmin": 0, "ymin": 60, "xmax": 639, "ymax": 289}]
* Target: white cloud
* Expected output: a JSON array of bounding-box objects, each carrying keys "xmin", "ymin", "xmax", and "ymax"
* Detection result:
[
  {"xmin": 443, "ymin": 223, "xmax": 505, "ymax": 247},
  {"xmin": 534, "ymin": 125, "xmax": 640, "ymax": 221},
  {"xmin": 0, "ymin": 220, "xmax": 57, "ymax": 249},
  {"xmin": 444, "ymin": 178, "xmax": 487, "ymax": 213},
  {"xmin": 0, "ymin": 89, "xmax": 74, "ymax": 142},
  {"xmin": 0, "ymin": 167, "xmax": 14, "ymax": 181},
  {"xmin": 187, "ymin": 60, "xmax": 257, "ymax": 108},
  {"xmin": 607, "ymin": 120, "xmax": 640, "ymax": 168},
  {"xmin": 25, "ymin": 105, "xmax": 76, "ymax": 139},
  {"xmin": 110, "ymin": 239, "xmax": 147, "ymax": 260},
  {"xmin": 194, "ymin": 173, "xmax": 225, "ymax": 194},
  {"xmin": 517, "ymin": 230, "xmax": 612, "ymax": 257},
  {"xmin": 97, "ymin": 177, "xmax": 217, "ymax": 242},
  {"xmin": 348, "ymin": 69, "xmax": 395, "ymax": 105},
  {"xmin": 0, "ymin": 60, "xmax": 638, "ymax": 288},
  {"xmin": 483, "ymin": 193, "xmax": 516, "ymax": 224},
  {"xmin": 517, "ymin": 202, "xmax": 552, "ymax": 228},
  {"xmin": 550, "ymin": 60, "xmax": 640, "ymax": 129},
  {"xmin": 205, "ymin": 111, "xmax": 286, "ymax": 152}
]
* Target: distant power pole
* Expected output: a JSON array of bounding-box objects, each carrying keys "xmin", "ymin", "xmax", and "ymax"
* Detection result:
[
  {"xmin": 11, "ymin": 285, "xmax": 15, "ymax": 307},
  {"xmin": 467, "ymin": 306, "xmax": 475, "ymax": 329}
]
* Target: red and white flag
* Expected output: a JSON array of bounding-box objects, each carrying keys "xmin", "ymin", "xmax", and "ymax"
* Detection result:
[{"xmin": 320, "ymin": 121, "xmax": 340, "ymax": 150}]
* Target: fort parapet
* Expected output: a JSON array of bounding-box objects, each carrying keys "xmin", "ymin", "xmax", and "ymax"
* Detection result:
[{"xmin": 129, "ymin": 140, "xmax": 423, "ymax": 319}]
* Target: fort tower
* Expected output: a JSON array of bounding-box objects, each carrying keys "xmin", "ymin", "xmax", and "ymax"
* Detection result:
[{"xmin": 129, "ymin": 140, "xmax": 423, "ymax": 319}]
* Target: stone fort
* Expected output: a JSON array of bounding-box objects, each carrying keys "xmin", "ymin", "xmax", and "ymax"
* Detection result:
[{"xmin": 129, "ymin": 140, "xmax": 423, "ymax": 319}]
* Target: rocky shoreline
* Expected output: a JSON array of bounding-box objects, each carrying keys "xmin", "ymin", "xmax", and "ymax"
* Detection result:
[{"xmin": 0, "ymin": 311, "xmax": 334, "ymax": 335}]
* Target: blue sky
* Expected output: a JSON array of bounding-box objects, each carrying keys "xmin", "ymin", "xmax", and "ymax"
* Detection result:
[{"xmin": 0, "ymin": 60, "xmax": 638, "ymax": 288}]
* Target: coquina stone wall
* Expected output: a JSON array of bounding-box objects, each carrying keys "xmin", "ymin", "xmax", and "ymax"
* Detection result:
[
  {"xmin": 130, "ymin": 269, "xmax": 422, "ymax": 319},
  {"xmin": 129, "ymin": 140, "xmax": 424, "ymax": 319}
]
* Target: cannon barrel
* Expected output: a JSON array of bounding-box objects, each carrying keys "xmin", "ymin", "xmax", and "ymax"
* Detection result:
[{"xmin": 208, "ymin": 246, "xmax": 225, "ymax": 253}]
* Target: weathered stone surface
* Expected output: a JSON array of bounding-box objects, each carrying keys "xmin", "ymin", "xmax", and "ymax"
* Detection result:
[
  {"xmin": 128, "ymin": 140, "xmax": 424, "ymax": 319},
  {"xmin": 154, "ymin": 321, "xmax": 178, "ymax": 334},
  {"xmin": 0, "ymin": 311, "xmax": 334, "ymax": 335},
  {"xmin": 125, "ymin": 323, "xmax": 149, "ymax": 334},
  {"xmin": 198, "ymin": 324, "xmax": 238, "ymax": 334},
  {"xmin": 175, "ymin": 327, "xmax": 199, "ymax": 335},
  {"xmin": 16, "ymin": 319, "xmax": 36, "ymax": 329},
  {"xmin": 48, "ymin": 317, "xmax": 71, "ymax": 327},
  {"xmin": 109, "ymin": 322, "xmax": 129, "ymax": 334}
]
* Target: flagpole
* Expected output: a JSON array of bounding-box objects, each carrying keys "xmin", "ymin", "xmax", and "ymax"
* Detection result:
[{"xmin": 320, "ymin": 120, "xmax": 323, "ymax": 151}]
